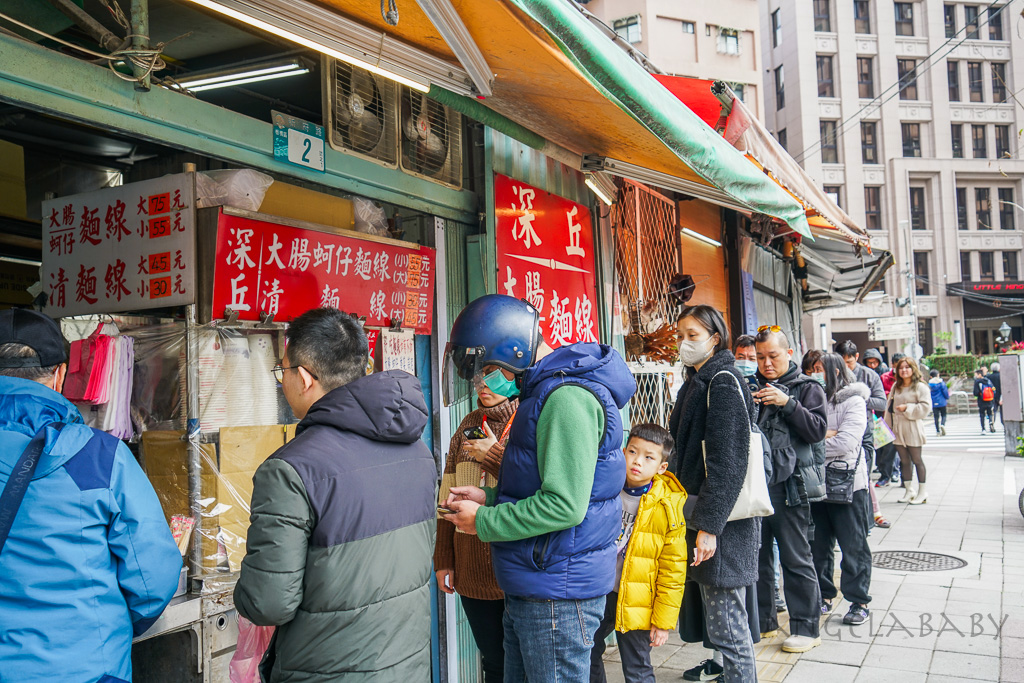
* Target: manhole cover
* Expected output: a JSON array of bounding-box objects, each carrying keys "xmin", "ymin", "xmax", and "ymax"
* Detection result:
[{"xmin": 872, "ymin": 551, "xmax": 968, "ymax": 572}]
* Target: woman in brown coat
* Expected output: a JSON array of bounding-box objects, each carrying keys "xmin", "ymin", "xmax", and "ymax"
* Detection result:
[
  {"xmin": 884, "ymin": 357, "xmax": 933, "ymax": 505},
  {"xmin": 434, "ymin": 372, "xmax": 518, "ymax": 682}
]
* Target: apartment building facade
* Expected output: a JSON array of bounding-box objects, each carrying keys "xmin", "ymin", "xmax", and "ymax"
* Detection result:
[
  {"xmin": 762, "ymin": 0, "xmax": 1024, "ymax": 355},
  {"xmin": 582, "ymin": 0, "xmax": 766, "ymax": 117}
]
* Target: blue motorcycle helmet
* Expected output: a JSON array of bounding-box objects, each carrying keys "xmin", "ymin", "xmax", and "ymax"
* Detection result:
[{"xmin": 442, "ymin": 294, "xmax": 541, "ymax": 406}]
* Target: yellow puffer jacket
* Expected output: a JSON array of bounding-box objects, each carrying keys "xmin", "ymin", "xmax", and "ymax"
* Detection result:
[{"xmin": 615, "ymin": 472, "xmax": 688, "ymax": 632}]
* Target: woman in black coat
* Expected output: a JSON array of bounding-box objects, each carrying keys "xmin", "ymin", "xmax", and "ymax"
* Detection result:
[{"xmin": 669, "ymin": 305, "xmax": 760, "ymax": 683}]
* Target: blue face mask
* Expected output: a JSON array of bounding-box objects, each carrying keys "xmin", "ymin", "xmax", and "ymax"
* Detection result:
[
  {"xmin": 735, "ymin": 360, "xmax": 757, "ymax": 377},
  {"xmin": 811, "ymin": 372, "xmax": 826, "ymax": 386},
  {"xmin": 483, "ymin": 369, "xmax": 520, "ymax": 398}
]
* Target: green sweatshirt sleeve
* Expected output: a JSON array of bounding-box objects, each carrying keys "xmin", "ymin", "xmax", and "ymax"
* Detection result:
[{"xmin": 475, "ymin": 385, "xmax": 605, "ymax": 542}]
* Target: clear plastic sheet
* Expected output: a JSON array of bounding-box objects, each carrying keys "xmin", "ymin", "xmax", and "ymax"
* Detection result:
[{"xmin": 72, "ymin": 318, "xmax": 302, "ymax": 579}]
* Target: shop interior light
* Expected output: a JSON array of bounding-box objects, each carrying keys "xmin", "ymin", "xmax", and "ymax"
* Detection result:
[
  {"xmin": 175, "ymin": 59, "xmax": 310, "ymax": 92},
  {"xmin": 179, "ymin": 0, "xmax": 479, "ymax": 95},
  {"xmin": 681, "ymin": 227, "xmax": 722, "ymax": 248},
  {"xmin": 582, "ymin": 154, "xmax": 751, "ymax": 214},
  {"xmin": 585, "ymin": 172, "xmax": 617, "ymax": 206},
  {"xmin": 415, "ymin": 0, "xmax": 493, "ymax": 97}
]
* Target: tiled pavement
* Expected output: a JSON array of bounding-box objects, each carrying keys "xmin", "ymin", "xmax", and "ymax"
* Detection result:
[{"xmin": 602, "ymin": 414, "xmax": 1024, "ymax": 681}]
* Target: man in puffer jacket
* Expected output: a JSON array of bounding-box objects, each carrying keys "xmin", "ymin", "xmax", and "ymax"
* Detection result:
[
  {"xmin": 0, "ymin": 309, "xmax": 181, "ymax": 683},
  {"xmin": 234, "ymin": 308, "xmax": 436, "ymax": 682}
]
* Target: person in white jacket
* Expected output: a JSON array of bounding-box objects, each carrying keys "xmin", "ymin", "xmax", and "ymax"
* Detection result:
[{"xmin": 809, "ymin": 353, "xmax": 873, "ymax": 628}]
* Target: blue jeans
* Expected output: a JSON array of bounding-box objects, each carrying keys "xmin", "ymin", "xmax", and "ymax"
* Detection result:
[{"xmin": 504, "ymin": 595, "xmax": 604, "ymax": 683}]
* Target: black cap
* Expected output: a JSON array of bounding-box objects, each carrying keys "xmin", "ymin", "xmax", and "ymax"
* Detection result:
[{"xmin": 0, "ymin": 309, "xmax": 68, "ymax": 368}]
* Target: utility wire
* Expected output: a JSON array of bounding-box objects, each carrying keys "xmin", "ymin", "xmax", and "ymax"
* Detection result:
[{"xmin": 792, "ymin": 0, "xmax": 1015, "ymax": 164}]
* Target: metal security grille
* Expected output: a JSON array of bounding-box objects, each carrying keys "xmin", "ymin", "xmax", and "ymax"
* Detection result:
[
  {"xmin": 612, "ymin": 180, "xmax": 681, "ymax": 335},
  {"xmin": 872, "ymin": 551, "xmax": 968, "ymax": 572},
  {"xmin": 628, "ymin": 362, "xmax": 678, "ymax": 426}
]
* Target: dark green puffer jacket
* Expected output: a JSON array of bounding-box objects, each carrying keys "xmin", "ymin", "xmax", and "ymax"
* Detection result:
[{"xmin": 234, "ymin": 370, "xmax": 437, "ymax": 682}]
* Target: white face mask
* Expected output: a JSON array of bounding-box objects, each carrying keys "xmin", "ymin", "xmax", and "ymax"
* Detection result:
[
  {"xmin": 678, "ymin": 337, "xmax": 715, "ymax": 367},
  {"xmin": 811, "ymin": 371, "xmax": 826, "ymax": 386},
  {"xmin": 735, "ymin": 359, "xmax": 758, "ymax": 377}
]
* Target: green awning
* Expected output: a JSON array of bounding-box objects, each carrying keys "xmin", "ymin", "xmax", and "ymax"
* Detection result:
[{"xmin": 507, "ymin": 0, "xmax": 812, "ymax": 238}]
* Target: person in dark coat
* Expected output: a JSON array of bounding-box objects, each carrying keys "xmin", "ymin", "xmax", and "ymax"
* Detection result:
[
  {"xmin": 753, "ymin": 328, "xmax": 828, "ymax": 654},
  {"xmin": 990, "ymin": 362, "xmax": 1003, "ymax": 425},
  {"xmin": 669, "ymin": 305, "xmax": 760, "ymax": 683},
  {"xmin": 234, "ymin": 308, "xmax": 437, "ymax": 683}
]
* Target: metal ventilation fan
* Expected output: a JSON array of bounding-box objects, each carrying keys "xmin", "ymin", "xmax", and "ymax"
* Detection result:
[
  {"xmin": 325, "ymin": 59, "xmax": 398, "ymax": 166},
  {"xmin": 400, "ymin": 87, "xmax": 462, "ymax": 188}
]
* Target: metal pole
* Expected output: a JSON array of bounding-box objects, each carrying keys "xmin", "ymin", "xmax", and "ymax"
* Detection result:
[
  {"xmin": 130, "ymin": 0, "xmax": 151, "ymax": 91},
  {"xmin": 185, "ymin": 303, "xmax": 202, "ymax": 582},
  {"xmin": 901, "ymin": 219, "xmax": 920, "ymax": 358}
]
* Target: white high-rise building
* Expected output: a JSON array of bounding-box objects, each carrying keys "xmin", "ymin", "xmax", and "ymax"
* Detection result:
[{"xmin": 762, "ymin": 0, "xmax": 1024, "ymax": 355}]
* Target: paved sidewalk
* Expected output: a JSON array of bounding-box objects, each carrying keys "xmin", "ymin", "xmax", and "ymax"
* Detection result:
[{"xmin": 601, "ymin": 413, "xmax": 1024, "ymax": 682}]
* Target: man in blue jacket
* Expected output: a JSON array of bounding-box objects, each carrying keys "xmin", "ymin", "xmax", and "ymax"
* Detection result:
[
  {"xmin": 0, "ymin": 309, "xmax": 181, "ymax": 683},
  {"xmin": 441, "ymin": 295, "xmax": 636, "ymax": 682}
]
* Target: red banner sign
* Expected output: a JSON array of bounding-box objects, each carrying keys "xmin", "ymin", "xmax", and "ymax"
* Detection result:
[
  {"xmin": 211, "ymin": 211, "xmax": 435, "ymax": 333},
  {"xmin": 494, "ymin": 173, "xmax": 599, "ymax": 348}
]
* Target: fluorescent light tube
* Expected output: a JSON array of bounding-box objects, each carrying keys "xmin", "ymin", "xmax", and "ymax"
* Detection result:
[
  {"xmin": 188, "ymin": 68, "xmax": 310, "ymax": 92},
  {"xmin": 585, "ymin": 173, "xmax": 616, "ymax": 206},
  {"xmin": 681, "ymin": 227, "xmax": 721, "ymax": 248},
  {"xmin": 415, "ymin": 0, "xmax": 493, "ymax": 96},
  {"xmin": 180, "ymin": 63, "xmax": 304, "ymax": 88},
  {"xmin": 179, "ymin": 0, "xmax": 478, "ymax": 95}
]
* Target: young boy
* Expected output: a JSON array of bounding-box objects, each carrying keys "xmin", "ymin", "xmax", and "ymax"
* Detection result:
[{"xmin": 589, "ymin": 424, "xmax": 688, "ymax": 683}]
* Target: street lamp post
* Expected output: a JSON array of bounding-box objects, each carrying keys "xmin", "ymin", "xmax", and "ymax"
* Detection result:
[{"xmin": 899, "ymin": 219, "xmax": 921, "ymax": 359}]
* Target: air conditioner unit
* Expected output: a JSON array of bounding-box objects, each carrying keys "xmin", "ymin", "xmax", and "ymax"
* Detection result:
[
  {"xmin": 399, "ymin": 86, "xmax": 463, "ymax": 189},
  {"xmin": 325, "ymin": 58, "xmax": 398, "ymax": 167}
]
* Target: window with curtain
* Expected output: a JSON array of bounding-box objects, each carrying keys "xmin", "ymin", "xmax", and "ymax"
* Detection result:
[
  {"xmin": 992, "ymin": 63, "xmax": 1007, "ymax": 102},
  {"xmin": 717, "ymin": 28, "xmax": 741, "ymax": 55},
  {"xmin": 973, "ymin": 124, "xmax": 987, "ymax": 158},
  {"xmin": 821, "ymin": 120, "xmax": 839, "ymax": 162},
  {"xmin": 902, "ymin": 122, "xmax": 921, "ymax": 157},
  {"xmin": 977, "ymin": 188, "xmax": 992, "ymax": 229},
  {"xmin": 895, "ymin": 2, "xmax": 914, "ymax": 35},
  {"xmin": 999, "ymin": 188, "xmax": 1015, "ymax": 230},
  {"xmin": 855, "ymin": 0, "xmax": 871, "ymax": 32},
  {"xmin": 775, "ymin": 66, "xmax": 785, "ymax": 109},
  {"xmin": 968, "ymin": 62, "xmax": 984, "ymax": 101},
  {"xmin": 682, "ymin": 21, "xmax": 695, "ymax": 33},
  {"xmin": 824, "ymin": 185, "xmax": 842, "ymax": 207},
  {"xmin": 1003, "ymin": 251, "xmax": 1018, "ymax": 280},
  {"xmin": 910, "ymin": 186, "xmax": 927, "ymax": 230},
  {"xmin": 947, "ymin": 61, "xmax": 960, "ymax": 101},
  {"xmin": 817, "ymin": 55, "xmax": 835, "ymax": 97},
  {"xmin": 814, "ymin": 0, "xmax": 832, "ymax": 31},
  {"xmin": 862, "ymin": 122, "xmax": 878, "ymax": 163},
  {"xmin": 898, "ymin": 59, "xmax": 918, "ymax": 100},
  {"xmin": 965, "ymin": 5, "xmax": 980, "ymax": 38},
  {"xmin": 865, "ymin": 187, "xmax": 882, "ymax": 229},
  {"xmin": 858, "ymin": 57, "xmax": 875, "ymax": 98},
  {"xmin": 980, "ymin": 251, "xmax": 995, "ymax": 280},
  {"xmin": 913, "ymin": 252, "xmax": 930, "ymax": 294},
  {"xmin": 957, "ymin": 187, "xmax": 969, "ymax": 229},
  {"xmin": 944, "ymin": 4, "xmax": 956, "ymax": 37},
  {"xmin": 952, "ymin": 124, "xmax": 964, "ymax": 158},
  {"xmin": 988, "ymin": 5, "xmax": 1004, "ymax": 39},
  {"xmin": 996, "ymin": 125, "xmax": 1010, "ymax": 159}
]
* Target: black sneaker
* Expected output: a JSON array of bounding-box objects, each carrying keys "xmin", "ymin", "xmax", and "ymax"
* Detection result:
[
  {"xmin": 821, "ymin": 599, "xmax": 833, "ymax": 615},
  {"xmin": 843, "ymin": 603, "xmax": 869, "ymax": 625},
  {"xmin": 683, "ymin": 659, "xmax": 724, "ymax": 681}
]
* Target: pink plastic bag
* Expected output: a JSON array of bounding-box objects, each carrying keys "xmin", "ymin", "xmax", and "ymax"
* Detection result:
[{"xmin": 229, "ymin": 616, "xmax": 275, "ymax": 683}]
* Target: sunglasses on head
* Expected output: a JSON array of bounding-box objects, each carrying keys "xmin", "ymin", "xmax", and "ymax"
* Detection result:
[{"xmin": 757, "ymin": 325, "xmax": 782, "ymax": 334}]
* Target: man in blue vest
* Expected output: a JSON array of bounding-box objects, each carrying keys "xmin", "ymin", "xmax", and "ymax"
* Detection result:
[
  {"xmin": 0, "ymin": 309, "xmax": 181, "ymax": 682},
  {"xmin": 441, "ymin": 295, "xmax": 636, "ymax": 682}
]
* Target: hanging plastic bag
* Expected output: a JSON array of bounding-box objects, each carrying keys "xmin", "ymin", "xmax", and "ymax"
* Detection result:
[
  {"xmin": 872, "ymin": 416, "xmax": 895, "ymax": 449},
  {"xmin": 229, "ymin": 616, "xmax": 275, "ymax": 683}
]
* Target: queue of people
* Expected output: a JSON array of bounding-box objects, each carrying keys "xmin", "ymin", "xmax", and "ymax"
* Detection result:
[{"xmin": 0, "ymin": 299, "xmax": 941, "ymax": 683}]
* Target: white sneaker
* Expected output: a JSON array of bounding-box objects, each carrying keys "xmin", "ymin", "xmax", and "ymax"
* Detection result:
[{"xmin": 781, "ymin": 634, "xmax": 821, "ymax": 653}]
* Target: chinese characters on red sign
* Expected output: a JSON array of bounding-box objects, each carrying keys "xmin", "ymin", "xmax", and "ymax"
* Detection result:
[
  {"xmin": 211, "ymin": 211, "xmax": 435, "ymax": 334},
  {"xmin": 495, "ymin": 173, "xmax": 599, "ymax": 348},
  {"xmin": 42, "ymin": 176, "xmax": 195, "ymax": 316}
]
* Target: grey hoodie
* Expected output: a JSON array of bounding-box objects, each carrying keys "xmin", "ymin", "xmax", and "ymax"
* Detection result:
[{"xmin": 825, "ymin": 382, "xmax": 870, "ymax": 492}]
